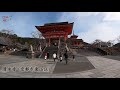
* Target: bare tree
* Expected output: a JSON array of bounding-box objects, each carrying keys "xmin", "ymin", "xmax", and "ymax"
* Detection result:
[
  {"xmin": 93, "ymin": 39, "xmax": 102, "ymax": 44},
  {"xmin": 107, "ymin": 40, "xmax": 114, "ymax": 47},
  {"xmin": 31, "ymin": 31, "xmax": 45, "ymax": 51},
  {"xmin": 0, "ymin": 29, "xmax": 15, "ymax": 38},
  {"xmin": 92, "ymin": 39, "xmax": 112, "ymax": 47},
  {"xmin": 117, "ymin": 35, "xmax": 120, "ymax": 43},
  {"xmin": 31, "ymin": 31, "xmax": 44, "ymax": 39},
  {"xmin": 0, "ymin": 29, "xmax": 14, "ymax": 35},
  {"xmin": 92, "ymin": 39, "xmax": 102, "ymax": 47}
]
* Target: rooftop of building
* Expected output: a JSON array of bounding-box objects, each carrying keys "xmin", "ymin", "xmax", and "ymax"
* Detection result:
[{"xmin": 44, "ymin": 22, "xmax": 72, "ymax": 26}]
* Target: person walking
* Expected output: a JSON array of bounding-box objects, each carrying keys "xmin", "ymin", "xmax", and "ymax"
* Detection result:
[
  {"xmin": 64, "ymin": 52, "xmax": 68, "ymax": 64},
  {"xmin": 53, "ymin": 53, "xmax": 57, "ymax": 62},
  {"xmin": 72, "ymin": 54, "xmax": 75, "ymax": 61},
  {"xmin": 47, "ymin": 52, "xmax": 49, "ymax": 60},
  {"xmin": 45, "ymin": 53, "xmax": 47, "ymax": 60},
  {"xmin": 59, "ymin": 52, "xmax": 63, "ymax": 62}
]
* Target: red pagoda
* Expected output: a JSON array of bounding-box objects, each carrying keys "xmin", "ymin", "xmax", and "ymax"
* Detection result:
[
  {"xmin": 70, "ymin": 30, "xmax": 80, "ymax": 46},
  {"xmin": 70, "ymin": 30, "xmax": 78, "ymax": 39}
]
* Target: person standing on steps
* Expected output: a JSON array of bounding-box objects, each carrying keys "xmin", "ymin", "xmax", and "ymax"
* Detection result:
[{"xmin": 53, "ymin": 52, "xmax": 57, "ymax": 62}]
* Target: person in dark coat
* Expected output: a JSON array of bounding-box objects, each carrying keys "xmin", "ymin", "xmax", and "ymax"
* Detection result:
[
  {"xmin": 72, "ymin": 54, "xmax": 75, "ymax": 61},
  {"xmin": 64, "ymin": 52, "xmax": 68, "ymax": 64},
  {"xmin": 47, "ymin": 52, "xmax": 49, "ymax": 60}
]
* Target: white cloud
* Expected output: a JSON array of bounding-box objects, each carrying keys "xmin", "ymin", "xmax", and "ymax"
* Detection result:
[
  {"xmin": 58, "ymin": 12, "xmax": 101, "ymax": 34},
  {"xmin": 103, "ymin": 12, "xmax": 120, "ymax": 21},
  {"xmin": 58, "ymin": 12, "xmax": 120, "ymax": 44},
  {"xmin": 78, "ymin": 22, "xmax": 120, "ymax": 43},
  {"xmin": 58, "ymin": 12, "xmax": 100, "ymax": 22}
]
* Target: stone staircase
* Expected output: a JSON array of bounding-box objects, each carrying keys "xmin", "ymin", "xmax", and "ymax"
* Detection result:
[
  {"xmin": 58, "ymin": 42, "xmax": 72, "ymax": 58},
  {"xmin": 40, "ymin": 46, "xmax": 58, "ymax": 59}
]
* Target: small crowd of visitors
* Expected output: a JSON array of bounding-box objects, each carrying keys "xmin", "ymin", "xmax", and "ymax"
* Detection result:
[{"xmin": 44, "ymin": 51, "xmax": 75, "ymax": 65}]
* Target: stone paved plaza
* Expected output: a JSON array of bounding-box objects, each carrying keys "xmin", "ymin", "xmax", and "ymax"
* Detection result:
[{"xmin": 0, "ymin": 54, "xmax": 120, "ymax": 78}]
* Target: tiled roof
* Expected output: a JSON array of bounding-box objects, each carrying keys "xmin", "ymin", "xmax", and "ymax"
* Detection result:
[{"xmin": 0, "ymin": 37, "xmax": 12, "ymax": 46}]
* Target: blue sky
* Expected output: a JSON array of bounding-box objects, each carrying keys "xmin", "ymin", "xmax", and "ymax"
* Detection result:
[{"xmin": 0, "ymin": 12, "xmax": 120, "ymax": 44}]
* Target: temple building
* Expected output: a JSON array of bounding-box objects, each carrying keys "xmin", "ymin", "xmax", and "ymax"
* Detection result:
[
  {"xmin": 35, "ymin": 22, "xmax": 87, "ymax": 52},
  {"xmin": 35, "ymin": 22, "xmax": 74, "ymax": 47},
  {"xmin": 67, "ymin": 30, "xmax": 84, "ymax": 49}
]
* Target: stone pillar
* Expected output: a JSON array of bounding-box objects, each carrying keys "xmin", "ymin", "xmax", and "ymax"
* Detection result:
[
  {"xmin": 31, "ymin": 51, "xmax": 35, "ymax": 59},
  {"xmin": 30, "ymin": 45, "xmax": 35, "ymax": 59},
  {"xmin": 39, "ymin": 43, "xmax": 42, "ymax": 52}
]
